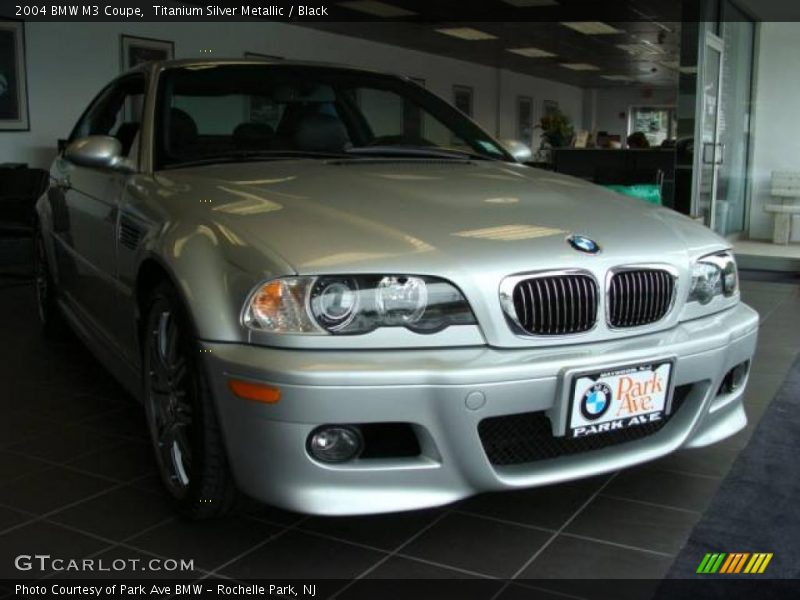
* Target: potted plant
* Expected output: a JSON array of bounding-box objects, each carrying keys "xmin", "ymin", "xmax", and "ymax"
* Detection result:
[{"xmin": 537, "ymin": 109, "xmax": 575, "ymax": 148}]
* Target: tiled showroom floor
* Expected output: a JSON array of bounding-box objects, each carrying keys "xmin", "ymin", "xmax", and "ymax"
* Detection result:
[{"xmin": 0, "ymin": 273, "xmax": 798, "ymax": 598}]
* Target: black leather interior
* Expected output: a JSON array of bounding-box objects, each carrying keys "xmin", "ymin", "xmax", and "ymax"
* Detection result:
[
  {"xmin": 291, "ymin": 112, "xmax": 348, "ymax": 153},
  {"xmin": 233, "ymin": 122, "xmax": 276, "ymax": 151},
  {"xmin": 168, "ymin": 108, "xmax": 198, "ymax": 154}
]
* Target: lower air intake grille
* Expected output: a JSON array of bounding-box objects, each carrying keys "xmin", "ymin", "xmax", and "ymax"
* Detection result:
[
  {"xmin": 510, "ymin": 273, "xmax": 598, "ymax": 335},
  {"xmin": 478, "ymin": 384, "xmax": 692, "ymax": 466},
  {"xmin": 608, "ymin": 268, "xmax": 675, "ymax": 328}
]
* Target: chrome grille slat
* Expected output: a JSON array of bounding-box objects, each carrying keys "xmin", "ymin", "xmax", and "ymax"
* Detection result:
[
  {"xmin": 511, "ymin": 274, "xmax": 597, "ymax": 335},
  {"xmin": 609, "ymin": 268, "xmax": 674, "ymax": 328}
]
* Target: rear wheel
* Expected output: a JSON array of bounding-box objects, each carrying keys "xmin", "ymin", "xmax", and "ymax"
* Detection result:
[
  {"xmin": 143, "ymin": 283, "xmax": 237, "ymax": 519},
  {"xmin": 34, "ymin": 226, "xmax": 68, "ymax": 338}
]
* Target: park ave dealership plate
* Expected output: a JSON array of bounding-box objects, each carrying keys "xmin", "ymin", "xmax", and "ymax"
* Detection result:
[{"xmin": 567, "ymin": 361, "xmax": 673, "ymax": 438}]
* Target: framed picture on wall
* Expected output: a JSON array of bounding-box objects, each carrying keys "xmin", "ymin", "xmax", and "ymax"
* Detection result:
[
  {"xmin": 120, "ymin": 35, "xmax": 174, "ymax": 71},
  {"xmin": 543, "ymin": 99, "xmax": 559, "ymax": 117},
  {"xmin": 0, "ymin": 20, "xmax": 30, "ymax": 131},
  {"xmin": 517, "ymin": 96, "xmax": 533, "ymax": 147},
  {"xmin": 453, "ymin": 85, "xmax": 473, "ymax": 118}
]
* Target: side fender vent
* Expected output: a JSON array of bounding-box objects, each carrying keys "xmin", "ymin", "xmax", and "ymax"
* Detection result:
[{"xmin": 119, "ymin": 215, "xmax": 143, "ymax": 250}]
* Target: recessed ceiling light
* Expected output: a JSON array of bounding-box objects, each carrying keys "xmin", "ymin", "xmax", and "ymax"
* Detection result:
[
  {"xmin": 501, "ymin": 0, "xmax": 559, "ymax": 6},
  {"xmin": 338, "ymin": 1, "xmax": 416, "ymax": 17},
  {"xmin": 601, "ymin": 75, "xmax": 636, "ymax": 82},
  {"xmin": 435, "ymin": 27, "xmax": 497, "ymax": 40},
  {"xmin": 560, "ymin": 63, "xmax": 601, "ymax": 71},
  {"xmin": 680, "ymin": 65, "xmax": 698, "ymax": 74},
  {"xmin": 562, "ymin": 21, "xmax": 624, "ymax": 35},
  {"xmin": 507, "ymin": 47, "xmax": 557, "ymax": 58},
  {"xmin": 616, "ymin": 42, "xmax": 665, "ymax": 56}
]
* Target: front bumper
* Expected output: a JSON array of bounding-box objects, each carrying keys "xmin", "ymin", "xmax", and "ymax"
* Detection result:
[{"xmin": 203, "ymin": 303, "xmax": 758, "ymax": 515}]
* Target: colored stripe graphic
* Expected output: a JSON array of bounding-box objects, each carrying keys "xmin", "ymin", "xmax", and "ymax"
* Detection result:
[
  {"xmin": 744, "ymin": 553, "xmax": 773, "ymax": 574},
  {"xmin": 698, "ymin": 552, "xmax": 773, "ymax": 574},
  {"xmin": 697, "ymin": 553, "xmax": 726, "ymax": 574}
]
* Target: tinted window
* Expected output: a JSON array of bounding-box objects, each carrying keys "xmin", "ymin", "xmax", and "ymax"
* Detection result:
[{"xmin": 155, "ymin": 65, "xmax": 510, "ymax": 168}]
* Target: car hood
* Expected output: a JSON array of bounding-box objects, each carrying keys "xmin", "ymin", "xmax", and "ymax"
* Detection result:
[{"xmin": 156, "ymin": 159, "xmax": 725, "ymax": 276}]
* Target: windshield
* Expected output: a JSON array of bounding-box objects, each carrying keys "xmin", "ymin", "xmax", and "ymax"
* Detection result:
[{"xmin": 155, "ymin": 64, "xmax": 512, "ymax": 169}]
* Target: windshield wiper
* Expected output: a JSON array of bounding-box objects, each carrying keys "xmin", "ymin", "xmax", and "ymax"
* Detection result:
[
  {"xmin": 163, "ymin": 150, "xmax": 350, "ymax": 169},
  {"xmin": 344, "ymin": 145, "xmax": 497, "ymax": 161}
]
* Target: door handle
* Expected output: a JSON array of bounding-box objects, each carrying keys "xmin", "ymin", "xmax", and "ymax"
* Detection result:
[{"xmin": 702, "ymin": 142, "xmax": 715, "ymax": 165}]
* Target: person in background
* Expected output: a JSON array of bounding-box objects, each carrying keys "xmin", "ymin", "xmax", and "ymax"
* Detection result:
[{"xmin": 626, "ymin": 131, "xmax": 651, "ymax": 149}]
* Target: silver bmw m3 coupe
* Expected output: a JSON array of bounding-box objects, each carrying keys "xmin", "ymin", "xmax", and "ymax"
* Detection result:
[{"xmin": 35, "ymin": 59, "xmax": 758, "ymax": 518}]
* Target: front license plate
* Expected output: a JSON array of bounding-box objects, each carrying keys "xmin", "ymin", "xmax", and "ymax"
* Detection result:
[{"xmin": 567, "ymin": 361, "xmax": 673, "ymax": 439}]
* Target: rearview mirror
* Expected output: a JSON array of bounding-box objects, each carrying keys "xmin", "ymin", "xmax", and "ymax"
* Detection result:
[
  {"xmin": 64, "ymin": 135, "xmax": 134, "ymax": 172},
  {"xmin": 502, "ymin": 139, "xmax": 533, "ymax": 163}
]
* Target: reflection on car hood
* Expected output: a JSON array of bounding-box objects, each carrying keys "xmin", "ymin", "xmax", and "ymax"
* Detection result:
[{"xmin": 156, "ymin": 159, "xmax": 724, "ymax": 275}]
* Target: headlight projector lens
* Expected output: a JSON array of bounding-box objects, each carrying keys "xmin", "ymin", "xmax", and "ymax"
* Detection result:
[{"xmin": 310, "ymin": 277, "xmax": 359, "ymax": 330}]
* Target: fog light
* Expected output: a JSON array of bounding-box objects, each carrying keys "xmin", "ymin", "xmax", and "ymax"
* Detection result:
[
  {"xmin": 307, "ymin": 426, "xmax": 363, "ymax": 463},
  {"xmin": 719, "ymin": 360, "xmax": 750, "ymax": 395}
]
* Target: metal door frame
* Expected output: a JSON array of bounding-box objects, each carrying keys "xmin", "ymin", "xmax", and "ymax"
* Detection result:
[{"xmin": 691, "ymin": 29, "xmax": 725, "ymax": 230}]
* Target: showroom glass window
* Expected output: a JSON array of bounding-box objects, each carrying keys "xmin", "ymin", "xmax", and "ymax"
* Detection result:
[
  {"xmin": 69, "ymin": 75, "xmax": 146, "ymax": 158},
  {"xmin": 154, "ymin": 65, "xmax": 509, "ymax": 168}
]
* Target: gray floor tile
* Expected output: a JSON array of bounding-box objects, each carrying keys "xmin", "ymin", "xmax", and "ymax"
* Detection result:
[
  {"xmin": 365, "ymin": 555, "xmax": 487, "ymax": 578},
  {"xmin": 0, "ymin": 467, "xmax": 114, "ymax": 515},
  {"xmin": 340, "ymin": 560, "xmax": 500, "ymax": 599},
  {"xmin": 7, "ymin": 425, "xmax": 120, "ymax": 463},
  {"xmin": 126, "ymin": 515, "xmax": 280, "ymax": 571},
  {"xmin": 301, "ymin": 508, "xmax": 442, "ymax": 551},
  {"xmin": 518, "ymin": 536, "xmax": 671, "ymax": 599},
  {"xmin": 401, "ymin": 512, "xmax": 551, "ymax": 578},
  {"xmin": 602, "ymin": 467, "xmax": 722, "ymax": 512},
  {"xmin": 0, "ymin": 521, "xmax": 111, "ymax": 578},
  {"xmin": 66, "ymin": 440, "xmax": 157, "ymax": 482},
  {"xmin": 0, "ymin": 412, "xmax": 62, "ymax": 448},
  {"xmin": 220, "ymin": 529, "xmax": 385, "ymax": 579},
  {"xmin": 565, "ymin": 495, "xmax": 699, "ymax": 555},
  {"xmin": 457, "ymin": 476, "xmax": 608, "ymax": 531},
  {"xmin": 648, "ymin": 444, "xmax": 740, "ymax": 478},
  {"xmin": 48, "ymin": 485, "xmax": 174, "ymax": 541},
  {"xmin": 0, "ymin": 451, "xmax": 51, "ymax": 484},
  {"xmin": 0, "ymin": 505, "xmax": 31, "ymax": 531}
]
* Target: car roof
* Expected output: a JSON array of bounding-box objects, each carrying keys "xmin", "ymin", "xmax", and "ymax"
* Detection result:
[{"xmin": 124, "ymin": 58, "xmax": 401, "ymax": 79}]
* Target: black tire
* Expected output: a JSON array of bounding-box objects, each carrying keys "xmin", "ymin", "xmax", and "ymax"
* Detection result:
[
  {"xmin": 33, "ymin": 225, "xmax": 69, "ymax": 339},
  {"xmin": 142, "ymin": 282, "xmax": 238, "ymax": 519}
]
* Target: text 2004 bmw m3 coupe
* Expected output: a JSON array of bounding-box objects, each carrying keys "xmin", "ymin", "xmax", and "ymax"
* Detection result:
[{"xmin": 35, "ymin": 59, "xmax": 758, "ymax": 518}]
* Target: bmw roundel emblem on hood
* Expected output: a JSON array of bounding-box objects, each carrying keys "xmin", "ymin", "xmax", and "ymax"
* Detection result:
[{"xmin": 567, "ymin": 234, "xmax": 601, "ymax": 254}]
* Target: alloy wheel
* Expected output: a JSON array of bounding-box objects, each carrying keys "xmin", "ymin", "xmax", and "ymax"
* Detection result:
[{"xmin": 146, "ymin": 308, "xmax": 195, "ymax": 498}]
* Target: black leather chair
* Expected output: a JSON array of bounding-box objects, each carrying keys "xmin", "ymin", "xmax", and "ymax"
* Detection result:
[{"xmin": 0, "ymin": 165, "xmax": 48, "ymax": 280}]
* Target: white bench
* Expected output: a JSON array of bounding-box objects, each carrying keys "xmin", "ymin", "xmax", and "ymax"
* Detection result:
[{"xmin": 765, "ymin": 171, "xmax": 800, "ymax": 244}]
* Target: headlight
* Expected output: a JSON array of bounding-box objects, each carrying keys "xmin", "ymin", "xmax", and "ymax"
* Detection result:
[
  {"xmin": 687, "ymin": 252, "xmax": 738, "ymax": 305},
  {"xmin": 243, "ymin": 275, "xmax": 476, "ymax": 335}
]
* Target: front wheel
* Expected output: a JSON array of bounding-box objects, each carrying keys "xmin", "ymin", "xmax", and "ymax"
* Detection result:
[{"xmin": 142, "ymin": 283, "xmax": 238, "ymax": 519}]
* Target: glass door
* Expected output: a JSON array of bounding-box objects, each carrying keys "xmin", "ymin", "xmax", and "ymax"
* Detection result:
[
  {"xmin": 715, "ymin": 16, "xmax": 755, "ymax": 237},
  {"xmin": 693, "ymin": 31, "xmax": 725, "ymax": 233}
]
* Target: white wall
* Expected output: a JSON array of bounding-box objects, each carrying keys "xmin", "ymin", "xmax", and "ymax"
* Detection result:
[
  {"xmin": 582, "ymin": 86, "xmax": 677, "ymax": 139},
  {"xmin": 0, "ymin": 21, "xmax": 584, "ymax": 168},
  {"xmin": 748, "ymin": 22, "xmax": 800, "ymax": 241}
]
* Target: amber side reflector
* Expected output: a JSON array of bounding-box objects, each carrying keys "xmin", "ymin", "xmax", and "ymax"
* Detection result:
[{"xmin": 228, "ymin": 379, "xmax": 281, "ymax": 404}]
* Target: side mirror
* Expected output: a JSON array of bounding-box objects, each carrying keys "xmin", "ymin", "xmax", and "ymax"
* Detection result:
[
  {"xmin": 502, "ymin": 139, "xmax": 533, "ymax": 163},
  {"xmin": 64, "ymin": 135, "xmax": 134, "ymax": 172}
]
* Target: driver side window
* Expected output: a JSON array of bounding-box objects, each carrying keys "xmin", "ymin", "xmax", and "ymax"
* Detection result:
[{"xmin": 70, "ymin": 75, "xmax": 146, "ymax": 159}]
